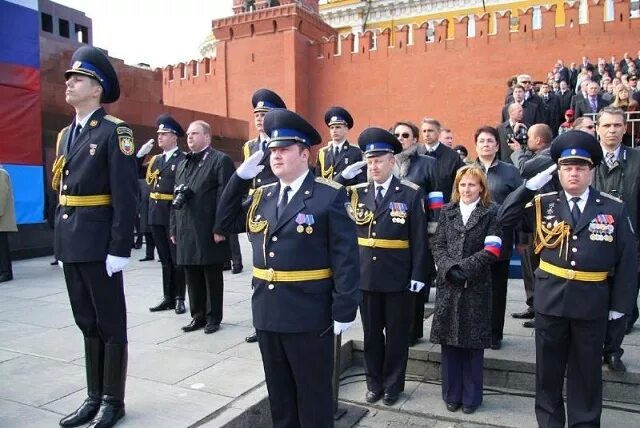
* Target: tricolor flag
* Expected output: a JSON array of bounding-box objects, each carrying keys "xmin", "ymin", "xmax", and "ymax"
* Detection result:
[
  {"xmin": 484, "ymin": 235, "xmax": 502, "ymax": 258},
  {"xmin": 427, "ymin": 191, "xmax": 444, "ymax": 210}
]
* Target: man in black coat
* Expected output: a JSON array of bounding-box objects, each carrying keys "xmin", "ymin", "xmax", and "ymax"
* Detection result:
[
  {"xmin": 315, "ymin": 106, "xmax": 366, "ymax": 185},
  {"xmin": 593, "ymin": 107, "xmax": 640, "ymax": 371},
  {"xmin": 346, "ymin": 127, "xmax": 428, "ymax": 406},
  {"xmin": 501, "ymin": 85, "xmax": 542, "ymax": 125},
  {"xmin": 54, "ymin": 46, "xmax": 137, "ymax": 428},
  {"xmin": 498, "ymin": 131, "xmax": 637, "ymax": 428},
  {"xmin": 539, "ymin": 83, "xmax": 561, "ymax": 136},
  {"xmin": 574, "ymin": 81, "xmax": 610, "ymax": 118},
  {"xmin": 171, "ymin": 120, "xmax": 235, "ymax": 334},
  {"xmin": 216, "ymin": 109, "xmax": 361, "ymax": 428},
  {"xmin": 557, "ymin": 81, "xmax": 573, "ymax": 123},
  {"xmin": 497, "ymin": 103, "xmax": 529, "ymax": 164},
  {"xmin": 137, "ymin": 114, "xmax": 187, "ymax": 315}
]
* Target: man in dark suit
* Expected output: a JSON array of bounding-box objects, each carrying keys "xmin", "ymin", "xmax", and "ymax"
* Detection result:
[
  {"xmin": 315, "ymin": 106, "xmax": 366, "ymax": 185},
  {"xmin": 498, "ymin": 131, "xmax": 637, "ymax": 428},
  {"xmin": 137, "ymin": 114, "xmax": 187, "ymax": 315},
  {"xmin": 347, "ymin": 127, "xmax": 428, "ymax": 406},
  {"xmin": 574, "ymin": 81, "xmax": 610, "ymax": 118},
  {"xmin": 501, "ymin": 85, "xmax": 542, "ymax": 125},
  {"xmin": 557, "ymin": 81, "xmax": 573, "ymax": 123},
  {"xmin": 539, "ymin": 83, "xmax": 561, "ymax": 136},
  {"xmin": 497, "ymin": 103, "xmax": 529, "ymax": 164},
  {"xmin": 216, "ymin": 109, "xmax": 361, "ymax": 428},
  {"xmin": 54, "ymin": 46, "xmax": 138, "ymax": 428},
  {"xmin": 241, "ymin": 88, "xmax": 287, "ymax": 344},
  {"xmin": 171, "ymin": 120, "xmax": 235, "ymax": 334}
]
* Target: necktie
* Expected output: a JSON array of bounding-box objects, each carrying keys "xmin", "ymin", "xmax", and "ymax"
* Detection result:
[
  {"xmin": 70, "ymin": 124, "xmax": 81, "ymax": 149},
  {"xmin": 261, "ymin": 140, "xmax": 266, "ymax": 151},
  {"xmin": 606, "ymin": 152, "xmax": 616, "ymax": 168},
  {"xmin": 590, "ymin": 97, "xmax": 597, "ymax": 112},
  {"xmin": 277, "ymin": 186, "xmax": 291, "ymax": 220},
  {"xmin": 334, "ymin": 146, "xmax": 340, "ymax": 158},
  {"xmin": 375, "ymin": 186, "xmax": 384, "ymax": 208},
  {"xmin": 570, "ymin": 197, "xmax": 581, "ymax": 226}
]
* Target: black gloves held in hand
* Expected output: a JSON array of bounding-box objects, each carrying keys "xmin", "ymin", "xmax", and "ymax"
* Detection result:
[{"xmin": 446, "ymin": 266, "xmax": 467, "ymax": 286}]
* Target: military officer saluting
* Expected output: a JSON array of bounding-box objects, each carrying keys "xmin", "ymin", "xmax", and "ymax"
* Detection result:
[
  {"xmin": 316, "ymin": 106, "xmax": 366, "ymax": 185},
  {"xmin": 137, "ymin": 114, "xmax": 187, "ymax": 315},
  {"xmin": 498, "ymin": 131, "xmax": 637, "ymax": 428},
  {"xmin": 53, "ymin": 46, "xmax": 137, "ymax": 428},
  {"xmin": 216, "ymin": 109, "xmax": 361, "ymax": 428},
  {"xmin": 346, "ymin": 128, "xmax": 428, "ymax": 406}
]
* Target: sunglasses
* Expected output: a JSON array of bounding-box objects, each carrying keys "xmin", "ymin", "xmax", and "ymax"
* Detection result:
[
  {"xmin": 394, "ymin": 132, "xmax": 411, "ymax": 139},
  {"xmin": 521, "ymin": 80, "xmax": 531, "ymax": 84},
  {"xmin": 584, "ymin": 125, "xmax": 595, "ymax": 129}
]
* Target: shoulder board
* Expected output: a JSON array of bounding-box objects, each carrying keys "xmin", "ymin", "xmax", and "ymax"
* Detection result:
[
  {"xmin": 400, "ymin": 180, "xmax": 420, "ymax": 190},
  {"xmin": 351, "ymin": 182, "xmax": 369, "ymax": 189},
  {"xmin": 104, "ymin": 114, "xmax": 124, "ymax": 124},
  {"xmin": 257, "ymin": 182, "xmax": 277, "ymax": 191},
  {"xmin": 315, "ymin": 176, "xmax": 343, "ymax": 189},
  {"xmin": 599, "ymin": 192, "xmax": 623, "ymax": 204},
  {"xmin": 538, "ymin": 191, "xmax": 558, "ymax": 198},
  {"xmin": 527, "ymin": 191, "xmax": 558, "ymax": 208}
]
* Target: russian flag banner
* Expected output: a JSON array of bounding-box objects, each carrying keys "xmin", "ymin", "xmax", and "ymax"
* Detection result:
[
  {"xmin": 427, "ymin": 191, "xmax": 444, "ymax": 210},
  {"xmin": 484, "ymin": 235, "xmax": 502, "ymax": 258}
]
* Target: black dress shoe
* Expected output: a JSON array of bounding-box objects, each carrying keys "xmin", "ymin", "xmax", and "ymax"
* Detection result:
[
  {"xmin": 382, "ymin": 393, "xmax": 398, "ymax": 406},
  {"xmin": 86, "ymin": 399, "xmax": 124, "ymax": 428},
  {"xmin": 0, "ymin": 273, "xmax": 13, "ymax": 283},
  {"xmin": 59, "ymin": 397, "xmax": 101, "ymax": 427},
  {"xmin": 204, "ymin": 322, "xmax": 220, "ymax": 334},
  {"xmin": 606, "ymin": 355, "xmax": 627, "ymax": 372},
  {"xmin": 50, "ymin": 259, "xmax": 59, "ymax": 266},
  {"xmin": 175, "ymin": 300, "xmax": 186, "ymax": 314},
  {"xmin": 245, "ymin": 332, "xmax": 258, "ymax": 343},
  {"xmin": 446, "ymin": 402, "xmax": 461, "ymax": 412},
  {"xmin": 523, "ymin": 319, "xmax": 536, "ymax": 328},
  {"xmin": 365, "ymin": 391, "xmax": 382, "ymax": 403},
  {"xmin": 512, "ymin": 308, "xmax": 535, "ymax": 319},
  {"xmin": 232, "ymin": 265, "xmax": 243, "ymax": 274},
  {"xmin": 148, "ymin": 299, "xmax": 175, "ymax": 312},
  {"xmin": 223, "ymin": 261, "xmax": 232, "ymax": 271},
  {"xmin": 182, "ymin": 318, "xmax": 206, "ymax": 332},
  {"xmin": 138, "ymin": 257, "xmax": 154, "ymax": 262},
  {"xmin": 462, "ymin": 405, "xmax": 478, "ymax": 414},
  {"xmin": 490, "ymin": 339, "xmax": 502, "ymax": 350}
]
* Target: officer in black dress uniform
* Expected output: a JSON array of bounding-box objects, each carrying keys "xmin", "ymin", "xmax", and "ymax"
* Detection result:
[
  {"xmin": 216, "ymin": 109, "xmax": 361, "ymax": 428},
  {"xmin": 54, "ymin": 46, "xmax": 137, "ymax": 428},
  {"xmin": 346, "ymin": 128, "xmax": 428, "ymax": 406},
  {"xmin": 498, "ymin": 131, "xmax": 637, "ymax": 428},
  {"xmin": 242, "ymin": 88, "xmax": 286, "ymax": 344},
  {"xmin": 138, "ymin": 114, "xmax": 187, "ymax": 315},
  {"xmin": 315, "ymin": 106, "xmax": 366, "ymax": 185}
]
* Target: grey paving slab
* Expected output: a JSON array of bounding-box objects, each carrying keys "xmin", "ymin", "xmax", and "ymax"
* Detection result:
[
  {"xmin": 0, "ymin": 295, "xmax": 44, "ymax": 313},
  {"xmin": 0, "ymin": 398, "xmax": 63, "ymax": 427},
  {"xmin": 1, "ymin": 325, "xmax": 83, "ymax": 362},
  {"xmin": 127, "ymin": 316, "xmax": 191, "ymax": 345},
  {"xmin": 220, "ymin": 340, "xmax": 264, "ymax": 361},
  {"xmin": 127, "ymin": 342, "xmax": 226, "ymax": 384},
  {"xmin": 178, "ymin": 356, "xmax": 265, "ymax": 398},
  {"xmin": 160, "ymin": 323, "xmax": 253, "ymax": 354},
  {"xmin": 0, "ymin": 320, "xmax": 46, "ymax": 341},
  {"xmin": 0, "ymin": 355, "xmax": 85, "ymax": 407},
  {"xmin": 0, "ymin": 300, "xmax": 75, "ymax": 329},
  {"xmin": 35, "ymin": 290, "xmax": 73, "ymax": 304},
  {"xmin": 219, "ymin": 301, "xmax": 253, "ymax": 326},
  {"xmin": 0, "ymin": 283, "xmax": 64, "ymax": 299},
  {"xmin": 0, "ymin": 349, "xmax": 21, "ymax": 363}
]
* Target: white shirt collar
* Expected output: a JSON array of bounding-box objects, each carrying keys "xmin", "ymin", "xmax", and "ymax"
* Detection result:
[
  {"xmin": 331, "ymin": 139, "xmax": 347, "ymax": 149},
  {"xmin": 564, "ymin": 188, "xmax": 590, "ymax": 211},
  {"xmin": 372, "ymin": 174, "xmax": 393, "ymax": 197},
  {"xmin": 602, "ymin": 145, "xmax": 621, "ymax": 160},
  {"xmin": 279, "ymin": 169, "xmax": 309, "ymax": 202},
  {"xmin": 75, "ymin": 107, "xmax": 100, "ymax": 129},
  {"xmin": 426, "ymin": 142, "xmax": 440, "ymax": 152},
  {"xmin": 163, "ymin": 146, "xmax": 179, "ymax": 160},
  {"xmin": 459, "ymin": 198, "xmax": 480, "ymax": 225}
]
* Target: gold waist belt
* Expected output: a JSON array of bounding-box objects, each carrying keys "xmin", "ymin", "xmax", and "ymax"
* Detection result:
[
  {"xmin": 539, "ymin": 260, "xmax": 608, "ymax": 282},
  {"xmin": 357, "ymin": 237, "xmax": 410, "ymax": 249},
  {"xmin": 253, "ymin": 267, "xmax": 332, "ymax": 282},
  {"xmin": 150, "ymin": 192, "xmax": 173, "ymax": 201},
  {"xmin": 59, "ymin": 194, "xmax": 111, "ymax": 207}
]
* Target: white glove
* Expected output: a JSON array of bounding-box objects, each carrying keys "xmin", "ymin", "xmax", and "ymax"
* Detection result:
[
  {"xmin": 341, "ymin": 160, "xmax": 366, "ymax": 180},
  {"xmin": 105, "ymin": 255, "xmax": 130, "ymax": 277},
  {"xmin": 237, "ymin": 149, "xmax": 266, "ymax": 180},
  {"xmin": 408, "ymin": 280, "xmax": 425, "ymax": 293},
  {"xmin": 525, "ymin": 164, "xmax": 557, "ymax": 191},
  {"xmin": 58, "ymin": 260, "xmax": 63, "ymax": 268},
  {"xmin": 333, "ymin": 320, "xmax": 355, "ymax": 335},
  {"xmin": 136, "ymin": 139, "xmax": 154, "ymax": 158},
  {"xmin": 608, "ymin": 311, "xmax": 625, "ymax": 321}
]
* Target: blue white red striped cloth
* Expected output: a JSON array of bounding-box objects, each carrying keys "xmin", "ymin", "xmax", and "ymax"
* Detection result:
[
  {"xmin": 484, "ymin": 235, "xmax": 502, "ymax": 258},
  {"xmin": 427, "ymin": 191, "xmax": 444, "ymax": 210}
]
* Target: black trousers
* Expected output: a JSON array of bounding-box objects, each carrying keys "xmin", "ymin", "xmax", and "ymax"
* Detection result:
[
  {"xmin": 256, "ymin": 330, "xmax": 334, "ymax": 428},
  {"xmin": 535, "ymin": 312, "xmax": 606, "ymax": 428},
  {"xmin": 440, "ymin": 345, "xmax": 484, "ymax": 407},
  {"xmin": 521, "ymin": 239, "xmax": 540, "ymax": 308},
  {"xmin": 627, "ymin": 272, "xmax": 640, "ymax": 329},
  {"xmin": 0, "ymin": 231, "xmax": 12, "ymax": 278},
  {"xmin": 63, "ymin": 262, "xmax": 127, "ymax": 344},
  {"xmin": 360, "ymin": 290, "xmax": 412, "ymax": 395},
  {"xmin": 151, "ymin": 225, "xmax": 185, "ymax": 300},
  {"xmin": 229, "ymin": 233, "xmax": 243, "ymax": 267},
  {"xmin": 491, "ymin": 259, "xmax": 510, "ymax": 341},
  {"xmin": 143, "ymin": 232, "xmax": 155, "ymax": 259},
  {"xmin": 183, "ymin": 264, "xmax": 223, "ymax": 323},
  {"xmin": 409, "ymin": 288, "xmax": 425, "ymax": 343}
]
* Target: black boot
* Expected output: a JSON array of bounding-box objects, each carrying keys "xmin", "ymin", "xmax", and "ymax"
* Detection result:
[
  {"xmin": 175, "ymin": 299, "xmax": 186, "ymax": 314},
  {"xmin": 59, "ymin": 337, "xmax": 104, "ymax": 427},
  {"xmin": 87, "ymin": 343, "xmax": 127, "ymax": 428}
]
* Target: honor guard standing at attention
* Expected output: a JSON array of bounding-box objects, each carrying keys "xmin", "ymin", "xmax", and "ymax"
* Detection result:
[
  {"xmin": 216, "ymin": 109, "xmax": 361, "ymax": 428},
  {"xmin": 137, "ymin": 114, "xmax": 187, "ymax": 315},
  {"xmin": 316, "ymin": 106, "xmax": 366, "ymax": 185},
  {"xmin": 242, "ymin": 88, "xmax": 286, "ymax": 344},
  {"xmin": 346, "ymin": 128, "xmax": 428, "ymax": 406},
  {"xmin": 53, "ymin": 46, "xmax": 137, "ymax": 428},
  {"xmin": 498, "ymin": 131, "xmax": 637, "ymax": 428}
]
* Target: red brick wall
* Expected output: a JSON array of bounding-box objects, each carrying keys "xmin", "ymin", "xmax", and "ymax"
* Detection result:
[{"xmin": 163, "ymin": 1, "xmax": 640, "ymax": 155}]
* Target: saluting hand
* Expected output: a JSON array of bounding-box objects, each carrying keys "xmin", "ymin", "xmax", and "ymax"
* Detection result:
[
  {"xmin": 237, "ymin": 149, "xmax": 265, "ymax": 180},
  {"xmin": 340, "ymin": 160, "xmax": 366, "ymax": 180},
  {"xmin": 136, "ymin": 139, "xmax": 155, "ymax": 158},
  {"xmin": 525, "ymin": 164, "xmax": 557, "ymax": 191}
]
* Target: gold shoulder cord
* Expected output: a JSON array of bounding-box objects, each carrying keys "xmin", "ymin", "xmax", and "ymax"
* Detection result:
[
  {"xmin": 319, "ymin": 149, "xmax": 333, "ymax": 179},
  {"xmin": 247, "ymin": 187, "xmax": 269, "ymax": 264},
  {"xmin": 145, "ymin": 155, "xmax": 160, "ymax": 186},
  {"xmin": 350, "ymin": 190, "xmax": 373, "ymax": 226},
  {"xmin": 52, "ymin": 130, "xmax": 66, "ymax": 191},
  {"xmin": 243, "ymin": 142, "xmax": 251, "ymax": 161},
  {"xmin": 533, "ymin": 196, "xmax": 571, "ymax": 260}
]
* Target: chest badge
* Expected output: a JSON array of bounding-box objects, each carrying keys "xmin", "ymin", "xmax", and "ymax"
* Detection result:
[
  {"xmin": 589, "ymin": 214, "xmax": 615, "ymax": 242},
  {"xmin": 89, "ymin": 120, "xmax": 98, "ymax": 127},
  {"xmin": 390, "ymin": 202, "xmax": 408, "ymax": 224},
  {"xmin": 171, "ymin": 164, "xmax": 176, "ymax": 171},
  {"xmin": 89, "ymin": 143, "xmax": 97, "ymax": 156},
  {"xmin": 295, "ymin": 213, "xmax": 315, "ymax": 234}
]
